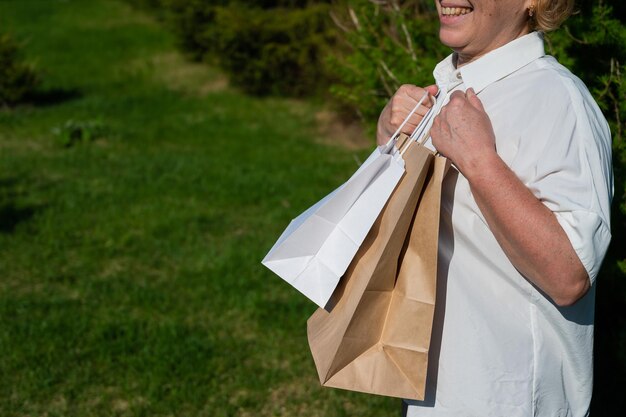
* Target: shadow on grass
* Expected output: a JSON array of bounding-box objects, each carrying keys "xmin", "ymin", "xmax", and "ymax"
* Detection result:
[
  {"xmin": 24, "ymin": 87, "xmax": 83, "ymax": 107},
  {"xmin": 0, "ymin": 201, "xmax": 39, "ymax": 233},
  {"xmin": 0, "ymin": 177, "xmax": 46, "ymax": 234}
]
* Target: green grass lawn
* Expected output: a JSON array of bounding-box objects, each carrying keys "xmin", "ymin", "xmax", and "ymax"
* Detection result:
[{"xmin": 0, "ymin": 0, "xmax": 397, "ymax": 415}]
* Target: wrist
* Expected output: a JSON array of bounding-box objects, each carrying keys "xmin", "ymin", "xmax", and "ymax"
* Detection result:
[{"xmin": 460, "ymin": 147, "xmax": 503, "ymax": 184}]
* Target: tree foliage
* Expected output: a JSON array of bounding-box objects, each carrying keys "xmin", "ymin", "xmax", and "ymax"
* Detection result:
[{"xmin": 329, "ymin": 0, "xmax": 446, "ymax": 121}]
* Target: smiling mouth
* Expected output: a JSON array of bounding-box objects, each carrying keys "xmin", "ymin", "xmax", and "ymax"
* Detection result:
[{"xmin": 441, "ymin": 6, "xmax": 473, "ymax": 16}]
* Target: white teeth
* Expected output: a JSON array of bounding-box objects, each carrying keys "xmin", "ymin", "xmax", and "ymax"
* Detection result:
[{"xmin": 441, "ymin": 6, "xmax": 472, "ymax": 16}]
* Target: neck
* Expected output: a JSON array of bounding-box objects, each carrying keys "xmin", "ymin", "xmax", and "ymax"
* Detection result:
[{"xmin": 454, "ymin": 27, "xmax": 532, "ymax": 68}]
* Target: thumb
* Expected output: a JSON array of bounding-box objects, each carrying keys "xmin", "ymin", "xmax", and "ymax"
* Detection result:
[
  {"xmin": 425, "ymin": 84, "xmax": 439, "ymax": 97},
  {"xmin": 466, "ymin": 88, "xmax": 485, "ymax": 111}
]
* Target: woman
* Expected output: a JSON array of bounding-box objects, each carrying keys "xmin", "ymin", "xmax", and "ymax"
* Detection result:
[{"xmin": 377, "ymin": 1, "xmax": 613, "ymax": 416}]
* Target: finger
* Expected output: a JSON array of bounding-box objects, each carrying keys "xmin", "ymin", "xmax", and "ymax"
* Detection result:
[
  {"xmin": 430, "ymin": 118, "xmax": 443, "ymax": 149},
  {"xmin": 396, "ymin": 96, "xmax": 430, "ymax": 115},
  {"xmin": 393, "ymin": 100, "xmax": 431, "ymax": 125},
  {"xmin": 466, "ymin": 88, "xmax": 485, "ymax": 111},
  {"xmin": 403, "ymin": 85, "xmax": 436, "ymax": 108},
  {"xmin": 438, "ymin": 105, "xmax": 448, "ymax": 119},
  {"xmin": 390, "ymin": 110, "xmax": 421, "ymax": 130},
  {"xmin": 425, "ymin": 84, "xmax": 439, "ymax": 97},
  {"xmin": 449, "ymin": 90, "xmax": 467, "ymax": 103},
  {"xmin": 432, "ymin": 114, "xmax": 441, "ymax": 130},
  {"xmin": 401, "ymin": 122, "xmax": 418, "ymax": 135}
]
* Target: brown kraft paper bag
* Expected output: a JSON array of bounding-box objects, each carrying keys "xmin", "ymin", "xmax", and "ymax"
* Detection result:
[{"xmin": 307, "ymin": 138, "xmax": 448, "ymax": 400}]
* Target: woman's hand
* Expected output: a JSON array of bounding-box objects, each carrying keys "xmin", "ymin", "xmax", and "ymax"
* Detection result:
[
  {"xmin": 431, "ymin": 88, "xmax": 497, "ymax": 178},
  {"xmin": 376, "ymin": 84, "xmax": 439, "ymax": 146},
  {"xmin": 432, "ymin": 88, "xmax": 589, "ymax": 306}
]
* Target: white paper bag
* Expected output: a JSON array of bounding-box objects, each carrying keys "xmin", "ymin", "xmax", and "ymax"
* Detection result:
[
  {"xmin": 262, "ymin": 92, "xmax": 431, "ymax": 308},
  {"xmin": 262, "ymin": 142, "xmax": 406, "ymax": 308}
]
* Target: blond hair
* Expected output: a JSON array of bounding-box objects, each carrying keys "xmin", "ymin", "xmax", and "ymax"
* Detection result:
[{"xmin": 532, "ymin": 0, "xmax": 575, "ymax": 32}]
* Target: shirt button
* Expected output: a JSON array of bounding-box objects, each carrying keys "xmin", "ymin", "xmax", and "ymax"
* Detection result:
[{"xmin": 456, "ymin": 72, "xmax": 462, "ymax": 80}]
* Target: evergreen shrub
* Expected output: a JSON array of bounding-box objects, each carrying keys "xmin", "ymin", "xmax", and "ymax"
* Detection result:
[
  {"xmin": 156, "ymin": 0, "xmax": 336, "ymax": 96},
  {"xmin": 123, "ymin": 0, "xmax": 165, "ymax": 10},
  {"xmin": 0, "ymin": 33, "xmax": 39, "ymax": 107},
  {"xmin": 209, "ymin": 4, "xmax": 335, "ymax": 96},
  {"xmin": 161, "ymin": 0, "xmax": 226, "ymax": 61}
]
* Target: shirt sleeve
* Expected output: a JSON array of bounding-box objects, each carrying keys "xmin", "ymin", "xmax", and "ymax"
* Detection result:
[
  {"xmin": 515, "ymin": 84, "xmax": 613, "ymax": 284},
  {"xmin": 553, "ymin": 211, "xmax": 611, "ymax": 283}
]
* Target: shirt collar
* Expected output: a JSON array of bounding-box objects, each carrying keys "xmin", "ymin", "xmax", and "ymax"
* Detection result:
[{"xmin": 433, "ymin": 31, "xmax": 546, "ymax": 93}]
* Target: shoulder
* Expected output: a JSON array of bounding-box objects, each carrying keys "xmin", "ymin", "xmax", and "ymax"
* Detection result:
[
  {"xmin": 493, "ymin": 55, "xmax": 611, "ymax": 150},
  {"xmin": 540, "ymin": 56, "xmax": 610, "ymax": 148},
  {"xmin": 516, "ymin": 56, "xmax": 607, "ymax": 126}
]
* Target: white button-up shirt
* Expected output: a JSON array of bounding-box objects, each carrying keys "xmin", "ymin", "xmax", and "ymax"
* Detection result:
[{"xmin": 405, "ymin": 32, "xmax": 613, "ymax": 417}]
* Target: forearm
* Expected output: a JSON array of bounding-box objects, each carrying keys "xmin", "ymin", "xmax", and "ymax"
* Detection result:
[{"xmin": 465, "ymin": 151, "xmax": 589, "ymax": 306}]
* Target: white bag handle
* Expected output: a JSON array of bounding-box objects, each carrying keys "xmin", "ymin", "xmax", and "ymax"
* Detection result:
[
  {"xmin": 385, "ymin": 91, "xmax": 430, "ymax": 147},
  {"xmin": 401, "ymin": 79, "xmax": 464, "ymax": 156},
  {"xmin": 410, "ymin": 85, "xmax": 448, "ymax": 143},
  {"xmin": 384, "ymin": 79, "xmax": 464, "ymax": 156}
]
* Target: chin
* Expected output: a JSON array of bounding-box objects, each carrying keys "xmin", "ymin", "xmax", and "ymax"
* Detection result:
[{"xmin": 438, "ymin": 29, "xmax": 468, "ymax": 51}]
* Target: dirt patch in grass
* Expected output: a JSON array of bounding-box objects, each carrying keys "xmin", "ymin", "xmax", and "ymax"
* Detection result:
[
  {"xmin": 136, "ymin": 52, "xmax": 229, "ymax": 96},
  {"xmin": 314, "ymin": 109, "xmax": 371, "ymax": 151},
  {"xmin": 276, "ymin": 98, "xmax": 371, "ymax": 151},
  {"xmin": 76, "ymin": 2, "xmax": 160, "ymax": 30},
  {"xmin": 0, "ymin": 136, "xmax": 49, "ymax": 153},
  {"xmin": 239, "ymin": 378, "xmax": 331, "ymax": 417}
]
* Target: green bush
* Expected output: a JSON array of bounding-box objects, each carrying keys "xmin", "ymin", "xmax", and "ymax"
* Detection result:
[
  {"xmin": 52, "ymin": 118, "xmax": 109, "ymax": 148},
  {"xmin": 209, "ymin": 4, "xmax": 335, "ymax": 96},
  {"xmin": 123, "ymin": 0, "xmax": 165, "ymax": 9},
  {"xmin": 160, "ymin": 0, "xmax": 226, "ymax": 61},
  {"xmin": 329, "ymin": 0, "xmax": 447, "ymax": 124},
  {"xmin": 232, "ymin": 0, "xmax": 319, "ymax": 8},
  {"xmin": 124, "ymin": 0, "xmax": 336, "ymax": 96},
  {"xmin": 0, "ymin": 33, "xmax": 39, "ymax": 107}
]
